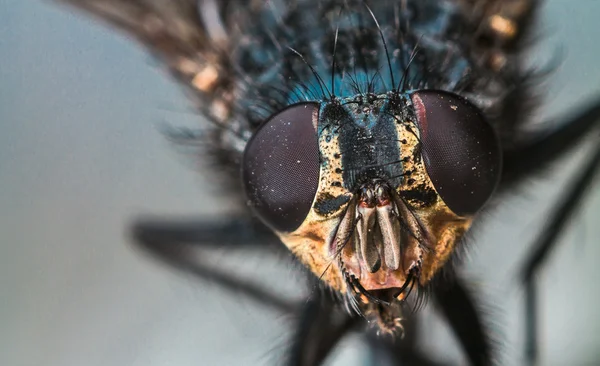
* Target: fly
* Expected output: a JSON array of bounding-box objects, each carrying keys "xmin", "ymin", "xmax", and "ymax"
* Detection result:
[{"xmin": 53, "ymin": 1, "xmax": 600, "ymax": 365}]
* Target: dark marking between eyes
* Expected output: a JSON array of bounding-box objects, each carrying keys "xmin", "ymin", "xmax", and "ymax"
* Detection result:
[
  {"xmin": 400, "ymin": 185, "xmax": 438, "ymax": 207},
  {"xmin": 314, "ymin": 193, "xmax": 351, "ymax": 216}
]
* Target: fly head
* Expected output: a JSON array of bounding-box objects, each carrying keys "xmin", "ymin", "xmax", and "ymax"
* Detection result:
[{"xmin": 242, "ymin": 89, "xmax": 502, "ymax": 331}]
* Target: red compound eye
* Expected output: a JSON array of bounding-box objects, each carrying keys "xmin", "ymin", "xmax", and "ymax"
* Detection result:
[
  {"xmin": 242, "ymin": 103, "xmax": 321, "ymax": 232},
  {"xmin": 410, "ymin": 90, "xmax": 502, "ymax": 216}
]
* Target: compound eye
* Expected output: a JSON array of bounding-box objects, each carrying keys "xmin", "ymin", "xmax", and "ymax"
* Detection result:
[
  {"xmin": 242, "ymin": 103, "xmax": 321, "ymax": 232},
  {"xmin": 410, "ymin": 90, "xmax": 502, "ymax": 216}
]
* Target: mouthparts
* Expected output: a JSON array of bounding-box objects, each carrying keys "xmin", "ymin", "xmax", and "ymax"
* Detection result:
[{"xmin": 331, "ymin": 179, "xmax": 431, "ymax": 304}]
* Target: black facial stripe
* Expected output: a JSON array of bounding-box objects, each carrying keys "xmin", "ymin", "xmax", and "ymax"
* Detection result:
[{"xmin": 325, "ymin": 100, "xmax": 403, "ymax": 190}]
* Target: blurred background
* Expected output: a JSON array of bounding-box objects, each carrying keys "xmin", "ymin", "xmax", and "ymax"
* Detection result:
[{"xmin": 1, "ymin": 1, "xmax": 599, "ymax": 365}]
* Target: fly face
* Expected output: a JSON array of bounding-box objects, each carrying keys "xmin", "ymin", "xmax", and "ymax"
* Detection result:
[{"xmin": 243, "ymin": 89, "xmax": 501, "ymax": 329}]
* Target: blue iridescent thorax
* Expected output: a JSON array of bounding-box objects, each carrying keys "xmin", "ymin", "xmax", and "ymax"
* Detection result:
[{"xmin": 232, "ymin": 0, "xmax": 480, "ymax": 127}]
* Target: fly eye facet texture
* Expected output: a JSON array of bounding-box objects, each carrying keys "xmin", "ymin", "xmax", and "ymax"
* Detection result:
[
  {"xmin": 242, "ymin": 103, "xmax": 321, "ymax": 232},
  {"xmin": 411, "ymin": 90, "xmax": 502, "ymax": 216}
]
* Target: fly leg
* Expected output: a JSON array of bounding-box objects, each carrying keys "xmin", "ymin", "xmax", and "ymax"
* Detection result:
[
  {"xmin": 131, "ymin": 214, "xmax": 278, "ymax": 249},
  {"xmin": 130, "ymin": 215, "xmax": 296, "ymax": 314},
  {"xmin": 133, "ymin": 217, "xmax": 363, "ymax": 366},
  {"xmin": 519, "ymin": 145, "xmax": 600, "ymax": 366},
  {"xmin": 286, "ymin": 288, "xmax": 360, "ymax": 366},
  {"xmin": 132, "ymin": 216, "xmax": 365, "ymax": 365},
  {"xmin": 433, "ymin": 274, "xmax": 493, "ymax": 366},
  {"xmin": 500, "ymin": 96, "xmax": 600, "ymax": 365},
  {"xmin": 501, "ymin": 95, "xmax": 600, "ymax": 188}
]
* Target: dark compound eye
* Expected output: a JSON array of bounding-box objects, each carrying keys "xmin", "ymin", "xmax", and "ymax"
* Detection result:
[
  {"xmin": 410, "ymin": 90, "xmax": 502, "ymax": 216},
  {"xmin": 242, "ymin": 102, "xmax": 321, "ymax": 232}
]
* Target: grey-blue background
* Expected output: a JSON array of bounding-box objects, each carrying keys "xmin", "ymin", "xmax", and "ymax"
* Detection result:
[{"xmin": 1, "ymin": 1, "xmax": 599, "ymax": 365}]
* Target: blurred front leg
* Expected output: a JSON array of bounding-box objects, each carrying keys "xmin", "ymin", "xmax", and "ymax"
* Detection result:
[{"xmin": 130, "ymin": 214, "xmax": 296, "ymax": 314}]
